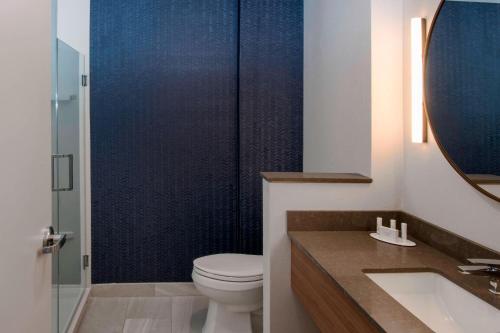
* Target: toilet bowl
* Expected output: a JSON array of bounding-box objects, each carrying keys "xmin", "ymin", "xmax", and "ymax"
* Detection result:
[{"xmin": 192, "ymin": 254, "xmax": 263, "ymax": 333}]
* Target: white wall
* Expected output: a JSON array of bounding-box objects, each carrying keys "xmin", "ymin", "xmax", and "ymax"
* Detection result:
[
  {"xmin": 264, "ymin": 1, "xmax": 404, "ymax": 331},
  {"xmin": 303, "ymin": 0, "xmax": 372, "ymax": 175},
  {"xmin": 401, "ymin": 0, "xmax": 500, "ymax": 252},
  {"xmin": 57, "ymin": 0, "xmax": 92, "ymax": 284},
  {"xmin": 57, "ymin": 0, "xmax": 90, "ymax": 55}
]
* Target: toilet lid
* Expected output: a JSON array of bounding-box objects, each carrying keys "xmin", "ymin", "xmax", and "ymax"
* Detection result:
[{"xmin": 193, "ymin": 254, "xmax": 263, "ymax": 280}]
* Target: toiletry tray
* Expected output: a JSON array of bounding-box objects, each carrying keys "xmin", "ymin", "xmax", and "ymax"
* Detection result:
[{"xmin": 369, "ymin": 233, "xmax": 416, "ymax": 247}]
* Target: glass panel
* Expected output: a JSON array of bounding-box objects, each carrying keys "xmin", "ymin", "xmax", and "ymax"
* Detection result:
[
  {"xmin": 55, "ymin": 39, "xmax": 85, "ymax": 333},
  {"xmin": 51, "ymin": 1, "xmax": 87, "ymax": 330}
]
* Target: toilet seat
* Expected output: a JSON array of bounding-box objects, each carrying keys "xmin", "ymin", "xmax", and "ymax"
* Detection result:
[
  {"xmin": 192, "ymin": 270, "xmax": 263, "ymax": 292},
  {"xmin": 193, "ymin": 267, "xmax": 262, "ymax": 282},
  {"xmin": 193, "ymin": 254, "xmax": 263, "ymax": 283}
]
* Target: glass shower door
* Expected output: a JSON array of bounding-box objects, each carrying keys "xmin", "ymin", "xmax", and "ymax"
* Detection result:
[{"xmin": 52, "ymin": 39, "xmax": 86, "ymax": 333}]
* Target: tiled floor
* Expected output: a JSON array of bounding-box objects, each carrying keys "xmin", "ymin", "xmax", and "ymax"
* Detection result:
[{"xmin": 77, "ymin": 283, "xmax": 263, "ymax": 333}]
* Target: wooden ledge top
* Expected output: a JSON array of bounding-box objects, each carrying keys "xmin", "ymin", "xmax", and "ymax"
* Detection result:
[{"xmin": 260, "ymin": 172, "xmax": 372, "ymax": 184}]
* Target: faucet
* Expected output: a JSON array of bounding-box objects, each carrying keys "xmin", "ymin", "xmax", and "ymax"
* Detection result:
[{"xmin": 458, "ymin": 258, "xmax": 500, "ymax": 295}]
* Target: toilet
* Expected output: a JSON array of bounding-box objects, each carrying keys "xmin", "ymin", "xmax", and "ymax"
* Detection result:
[{"xmin": 192, "ymin": 253, "xmax": 263, "ymax": 333}]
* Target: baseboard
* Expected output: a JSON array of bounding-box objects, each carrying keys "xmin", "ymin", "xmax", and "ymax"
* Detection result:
[{"xmin": 90, "ymin": 282, "xmax": 201, "ymax": 297}]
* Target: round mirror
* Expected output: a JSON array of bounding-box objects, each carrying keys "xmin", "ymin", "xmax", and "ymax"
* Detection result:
[{"xmin": 425, "ymin": 0, "xmax": 500, "ymax": 202}]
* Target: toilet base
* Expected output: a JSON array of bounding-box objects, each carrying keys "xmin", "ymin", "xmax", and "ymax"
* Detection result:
[{"xmin": 202, "ymin": 300, "xmax": 252, "ymax": 333}]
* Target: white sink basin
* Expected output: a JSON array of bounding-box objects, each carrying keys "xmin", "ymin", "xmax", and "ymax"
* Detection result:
[{"xmin": 365, "ymin": 272, "xmax": 500, "ymax": 333}]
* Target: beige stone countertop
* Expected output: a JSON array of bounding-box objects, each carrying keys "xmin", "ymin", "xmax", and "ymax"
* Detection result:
[{"xmin": 289, "ymin": 231, "xmax": 500, "ymax": 333}]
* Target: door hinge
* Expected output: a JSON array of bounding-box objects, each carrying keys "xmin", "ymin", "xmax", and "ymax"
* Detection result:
[
  {"xmin": 81, "ymin": 74, "xmax": 88, "ymax": 87},
  {"xmin": 83, "ymin": 254, "xmax": 90, "ymax": 270}
]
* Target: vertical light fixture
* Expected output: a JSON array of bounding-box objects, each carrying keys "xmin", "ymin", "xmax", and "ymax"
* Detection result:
[{"xmin": 411, "ymin": 17, "xmax": 427, "ymax": 143}]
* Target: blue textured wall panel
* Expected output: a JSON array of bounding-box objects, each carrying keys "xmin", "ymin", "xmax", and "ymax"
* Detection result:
[
  {"xmin": 91, "ymin": 0, "xmax": 239, "ymax": 283},
  {"xmin": 426, "ymin": 1, "xmax": 500, "ymax": 175},
  {"xmin": 238, "ymin": 0, "xmax": 303, "ymax": 254},
  {"xmin": 91, "ymin": 0, "xmax": 303, "ymax": 282}
]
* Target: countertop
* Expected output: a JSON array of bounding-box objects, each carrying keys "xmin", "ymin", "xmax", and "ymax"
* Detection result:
[{"xmin": 289, "ymin": 231, "xmax": 500, "ymax": 333}]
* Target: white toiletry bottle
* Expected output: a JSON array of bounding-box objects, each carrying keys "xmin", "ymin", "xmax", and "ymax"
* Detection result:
[
  {"xmin": 376, "ymin": 217, "xmax": 383, "ymax": 234},
  {"xmin": 401, "ymin": 223, "xmax": 408, "ymax": 241}
]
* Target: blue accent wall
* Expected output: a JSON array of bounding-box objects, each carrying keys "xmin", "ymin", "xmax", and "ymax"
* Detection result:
[
  {"xmin": 426, "ymin": 1, "xmax": 500, "ymax": 176},
  {"xmin": 90, "ymin": 0, "xmax": 303, "ymax": 283},
  {"xmin": 238, "ymin": 0, "xmax": 303, "ymax": 254}
]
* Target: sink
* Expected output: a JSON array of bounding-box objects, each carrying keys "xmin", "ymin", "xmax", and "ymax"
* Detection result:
[{"xmin": 365, "ymin": 272, "xmax": 500, "ymax": 333}]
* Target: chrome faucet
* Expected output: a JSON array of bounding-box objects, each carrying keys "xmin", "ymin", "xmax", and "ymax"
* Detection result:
[{"xmin": 458, "ymin": 258, "xmax": 500, "ymax": 295}]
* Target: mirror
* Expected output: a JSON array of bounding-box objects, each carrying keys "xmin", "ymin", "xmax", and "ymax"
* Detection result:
[{"xmin": 425, "ymin": 0, "xmax": 500, "ymax": 201}]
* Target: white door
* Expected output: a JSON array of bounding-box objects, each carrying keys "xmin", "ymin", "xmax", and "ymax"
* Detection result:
[{"xmin": 0, "ymin": 0, "xmax": 53, "ymax": 332}]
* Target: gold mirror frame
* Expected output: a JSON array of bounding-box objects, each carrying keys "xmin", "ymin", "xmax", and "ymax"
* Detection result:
[{"xmin": 423, "ymin": 0, "xmax": 500, "ymax": 203}]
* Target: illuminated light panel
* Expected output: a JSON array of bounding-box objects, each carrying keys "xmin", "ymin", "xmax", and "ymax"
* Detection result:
[{"xmin": 411, "ymin": 17, "xmax": 427, "ymax": 143}]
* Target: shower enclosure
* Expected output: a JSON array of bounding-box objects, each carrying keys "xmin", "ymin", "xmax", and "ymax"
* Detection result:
[{"xmin": 51, "ymin": 1, "xmax": 87, "ymax": 331}]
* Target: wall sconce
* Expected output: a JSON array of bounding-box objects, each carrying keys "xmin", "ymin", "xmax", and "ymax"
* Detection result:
[{"xmin": 411, "ymin": 17, "xmax": 427, "ymax": 143}]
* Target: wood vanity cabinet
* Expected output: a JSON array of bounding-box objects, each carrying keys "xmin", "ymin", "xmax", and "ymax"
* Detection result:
[{"xmin": 291, "ymin": 243, "xmax": 382, "ymax": 333}]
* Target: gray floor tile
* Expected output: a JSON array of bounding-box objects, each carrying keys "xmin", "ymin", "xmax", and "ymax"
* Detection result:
[
  {"xmin": 172, "ymin": 296, "xmax": 209, "ymax": 333},
  {"xmin": 78, "ymin": 294, "xmax": 262, "ymax": 333},
  {"xmin": 77, "ymin": 297, "xmax": 129, "ymax": 333},
  {"xmin": 123, "ymin": 318, "xmax": 172, "ymax": 333},
  {"xmin": 123, "ymin": 319, "xmax": 151, "ymax": 333},
  {"xmin": 126, "ymin": 297, "xmax": 173, "ymax": 320},
  {"xmin": 155, "ymin": 283, "xmax": 200, "ymax": 297},
  {"xmin": 91, "ymin": 283, "xmax": 155, "ymax": 297}
]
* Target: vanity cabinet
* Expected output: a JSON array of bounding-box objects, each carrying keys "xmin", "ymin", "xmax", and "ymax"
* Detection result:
[{"xmin": 291, "ymin": 243, "xmax": 382, "ymax": 333}]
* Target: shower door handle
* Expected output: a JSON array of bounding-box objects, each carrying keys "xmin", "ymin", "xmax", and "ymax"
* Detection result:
[
  {"xmin": 51, "ymin": 154, "xmax": 74, "ymax": 191},
  {"xmin": 41, "ymin": 226, "xmax": 67, "ymax": 254}
]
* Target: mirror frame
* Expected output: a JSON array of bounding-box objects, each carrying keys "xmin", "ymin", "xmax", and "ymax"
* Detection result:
[{"xmin": 423, "ymin": 0, "xmax": 500, "ymax": 203}]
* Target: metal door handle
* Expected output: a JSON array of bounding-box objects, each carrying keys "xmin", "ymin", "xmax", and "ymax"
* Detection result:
[
  {"xmin": 58, "ymin": 231, "xmax": 74, "ymax": 240},
  {"xmin": 42, "ymin": 226, "xmax": 67, "ymax": 254},
  {"xmin": 51, "ymin": 154, "xmax": 73, "ymax": 191}
]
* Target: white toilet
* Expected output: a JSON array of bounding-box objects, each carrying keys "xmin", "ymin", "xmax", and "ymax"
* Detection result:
[{"xmin": 192, "ymin": 253, "xmax": 263, "ymax": 333}]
